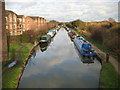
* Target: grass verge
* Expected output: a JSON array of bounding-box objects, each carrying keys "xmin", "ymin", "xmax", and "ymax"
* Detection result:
[
  {"xmin": 100, "ymin": 61, "xmax": 120, "ymax": 88},
  {"xmin": 2, "ymin": 43, "xmax": 33, "ymax": 88}
]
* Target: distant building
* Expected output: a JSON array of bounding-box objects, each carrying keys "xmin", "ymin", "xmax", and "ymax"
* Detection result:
[
  {"xmin": 17, "ymin": 15, "xmax": 26, "ymax": 33},
  {"xmin": 5, "ymin": 10, "xmax": 18, "ymax": 36},
  {"xmin": 5, "ymin": 10, "xmax": 47, "ymax": 35},
  {"xmin": 0, "ymin": 0, "xmax": 8, "ymax": 61},
  {"xmin": 25, "ymin": 16, "xmax": 35, "ymax": 31},
  {"xmin": 40, "ymin": 17, "xmax": 46, "ymax": 24},
  {"xmin": 29, "ymin": 16, "xmax": 40, "ymax": 30},
  {"xmin": 26, "ymin": 16, "xmax": 47, "ymax": 31}
]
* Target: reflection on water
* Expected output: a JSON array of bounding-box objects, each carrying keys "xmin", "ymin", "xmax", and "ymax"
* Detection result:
[
  {"xmin": 81, "ymin": 57, "xmax": 94, "ymax": 64},
  {"xmin": 74, "ymin": 45, "xmax": 95, "ymax": 64},
  {"xmin": 39, "ymin": 37, "xmax": 54, "ymax": 52},
  {"xmin": 39, "ymin": 42, "xmax": 50, "ymax": 52},
  {"xmin": 19, "ymin": 28, "xmax": 101, "ymax": 88}
]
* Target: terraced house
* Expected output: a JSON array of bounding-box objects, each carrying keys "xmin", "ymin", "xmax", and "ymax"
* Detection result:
[
  {"xmin": 5, "ymin": 10, "xmax": 18, "ymax": 36},
  {"xmin": 25, "ymin": 16, "xmax": 36, "ymax": 31},
  {"xmin": 26, "ymin": 16, "xmax": 46, "ymax": 31},
  {"xmin": 5, "ymin": 10, "xmax": 47, "ymax": 36},
  {"xmin": 17, "ymin": 15, "xmax": 26, "ymax": 34}
]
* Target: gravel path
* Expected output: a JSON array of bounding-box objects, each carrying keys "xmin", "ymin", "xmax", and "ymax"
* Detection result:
[{"xmin": 93, "ymin": 45, "xmax": 120, "ymax": 75}]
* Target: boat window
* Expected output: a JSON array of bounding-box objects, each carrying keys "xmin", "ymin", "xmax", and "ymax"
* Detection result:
[
  {"xmin": 84, "ymin": 51, "xmax": 90, "ymax": 54},
  {"xmin": 89, "ymin": 46, "xmax": 92, "ymax": 50},
  {"xmin": 41, "ymin": 37, "xmax": 47, "ymax": 40}
]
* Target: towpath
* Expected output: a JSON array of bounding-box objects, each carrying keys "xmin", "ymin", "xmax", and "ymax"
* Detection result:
[{"xmin": 93, "ymin": 45, "xmax": 120, "ymax": 75}]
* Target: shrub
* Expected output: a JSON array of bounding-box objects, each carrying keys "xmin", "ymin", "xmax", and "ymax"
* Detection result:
[
  {"xmin": 109, "ymin": 23, "xmax": 120, "ymax": 34},
  {"xmin": 106, "ymin": 36, "xmax": 120, "ymax": 56},
  {"xmin": 90, "ymin": 29, "xmax": 103, "ymax": 43},
  {"xmin": 21, "ymin": 32, "xmax": 31, "ymax": 43},
  {"xmin": 71, "ymin": 19, "xmax": 86, "ymax": 30}
]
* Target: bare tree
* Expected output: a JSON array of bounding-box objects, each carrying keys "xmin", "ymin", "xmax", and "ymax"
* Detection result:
[{"xmin": 108, "ymin": 18, "xmax": 116, "ymax": 23}]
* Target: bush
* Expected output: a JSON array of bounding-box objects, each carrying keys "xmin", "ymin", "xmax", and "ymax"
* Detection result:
[
  {"xmin": 66, "ymin": 23, "xmax": 74, "ymax": 29},
  {"xmin": 90, "ymin": 29, "xmax": 103, "ymax": 43},
  {"xmin": 71, "ymin": 19, "xmax": 86, "ymax": 30},
  {"xmin": 106, "ymin": 36, "xmax": 120, "ymax": 55},
  {"xmin": 109, "ymin": 23, "xmax": 120, "ymax": 34},
  {"xmin": 21, "ymin": 32, "xmax": 31, "ymax": 43},
  {"xmin": 86, "ymin": 22, "xmax": 120, "ymax": 59}
]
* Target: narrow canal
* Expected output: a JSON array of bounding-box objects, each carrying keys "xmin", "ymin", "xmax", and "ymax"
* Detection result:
[{"xmin": 19, "ymin": 28, "xmax": 101, "ymax": 88}]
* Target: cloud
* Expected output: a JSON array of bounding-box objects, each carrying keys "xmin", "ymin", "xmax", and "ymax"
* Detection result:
[{"xmin": 5, "ymin": 0, "xmax": 119, "ymax": 22}]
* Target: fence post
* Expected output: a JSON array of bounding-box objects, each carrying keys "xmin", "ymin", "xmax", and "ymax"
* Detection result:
[{"xmin": 106, "ymin": 53, "xmax": 109, "ymax": 63}]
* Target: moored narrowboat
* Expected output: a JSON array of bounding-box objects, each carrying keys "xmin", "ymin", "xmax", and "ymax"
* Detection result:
[
  {"xmin": 47, "ymin": 30, "xmax": 56, "ymax": 37},
  {"xmin": 68, "ymin": 31, "xmax": 76, "ymax": 41},
  {"xmin": 74, "ymin": 36, "xmax": 96, "ymax": 57},
  {"xmin": 40, "ymin": 35, "xmax": 51, "ymax": 43}
]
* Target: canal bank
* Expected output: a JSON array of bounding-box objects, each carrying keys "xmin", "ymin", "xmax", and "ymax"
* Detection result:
[
  {"xmin": 71, "ymin": 28, "xmax": 120, "ymax": 88},
  {"xmin": 18, "ymin": 28, "xmax": 101, "ymax": 88},
  {"xmin": 16, "ymin": 41, "xmax": 41, "ymax": 88},
  {"xmin": 2, "ymin": 41, "xmax": 42, "ymax": 88}
]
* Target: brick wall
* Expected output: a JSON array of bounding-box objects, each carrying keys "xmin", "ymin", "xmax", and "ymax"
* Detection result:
[
  {"xmin": 25, "ymin": 16, "xmax": 36, "ymax": 31},
  {"xmin": 0, "ymin": 0, "xmax": 8, "ymax": 62}
]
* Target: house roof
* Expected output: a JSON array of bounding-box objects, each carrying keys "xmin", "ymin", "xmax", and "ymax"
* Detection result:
[
  {"xmin": 27, "ymin": 16, "xmax": 39, "ymax": 20},
  {"xmin": 27, "ymin": 16, "xmax": 46, "ymax": 20},
  {"xmin": 5, "ymin": 10, "xmax": 17, "ymax": 16},
  {"xmin": 17, "ymin": 15, "xmax": 24, "ymax": 18}
]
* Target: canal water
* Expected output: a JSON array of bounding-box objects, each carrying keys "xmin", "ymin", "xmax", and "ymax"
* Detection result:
[{"xmin": 19, "ymin": 28, "xmax": 101, "ymax": 88}]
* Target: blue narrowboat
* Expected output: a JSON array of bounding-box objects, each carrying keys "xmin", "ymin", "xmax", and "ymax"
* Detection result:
[{"xmin": 74, "ymin": 36, "xmax": 96, "ymax": 57}]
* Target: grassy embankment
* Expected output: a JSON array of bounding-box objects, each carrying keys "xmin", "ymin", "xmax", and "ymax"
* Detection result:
[{"xmin": 100, "ymin": 61, "xmax": 120, "ymax": 88}]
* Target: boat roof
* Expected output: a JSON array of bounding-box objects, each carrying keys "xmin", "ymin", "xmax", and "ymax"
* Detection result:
[
  {"xmin": 41, "ymin": 34, "xmax": 50, "ymax": 37},
  {"xmin": 82, "ymin": 43, "xmax": 92, "ymax": 51},
  {"xmin": 48, "ymin": 30, "xmax": 54, "ymax": 32}
]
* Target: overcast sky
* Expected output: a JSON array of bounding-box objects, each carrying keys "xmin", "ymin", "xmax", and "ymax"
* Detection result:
[{"xmin": 5, "ymin": 0, "xmax": 119, "ymax": 22}]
